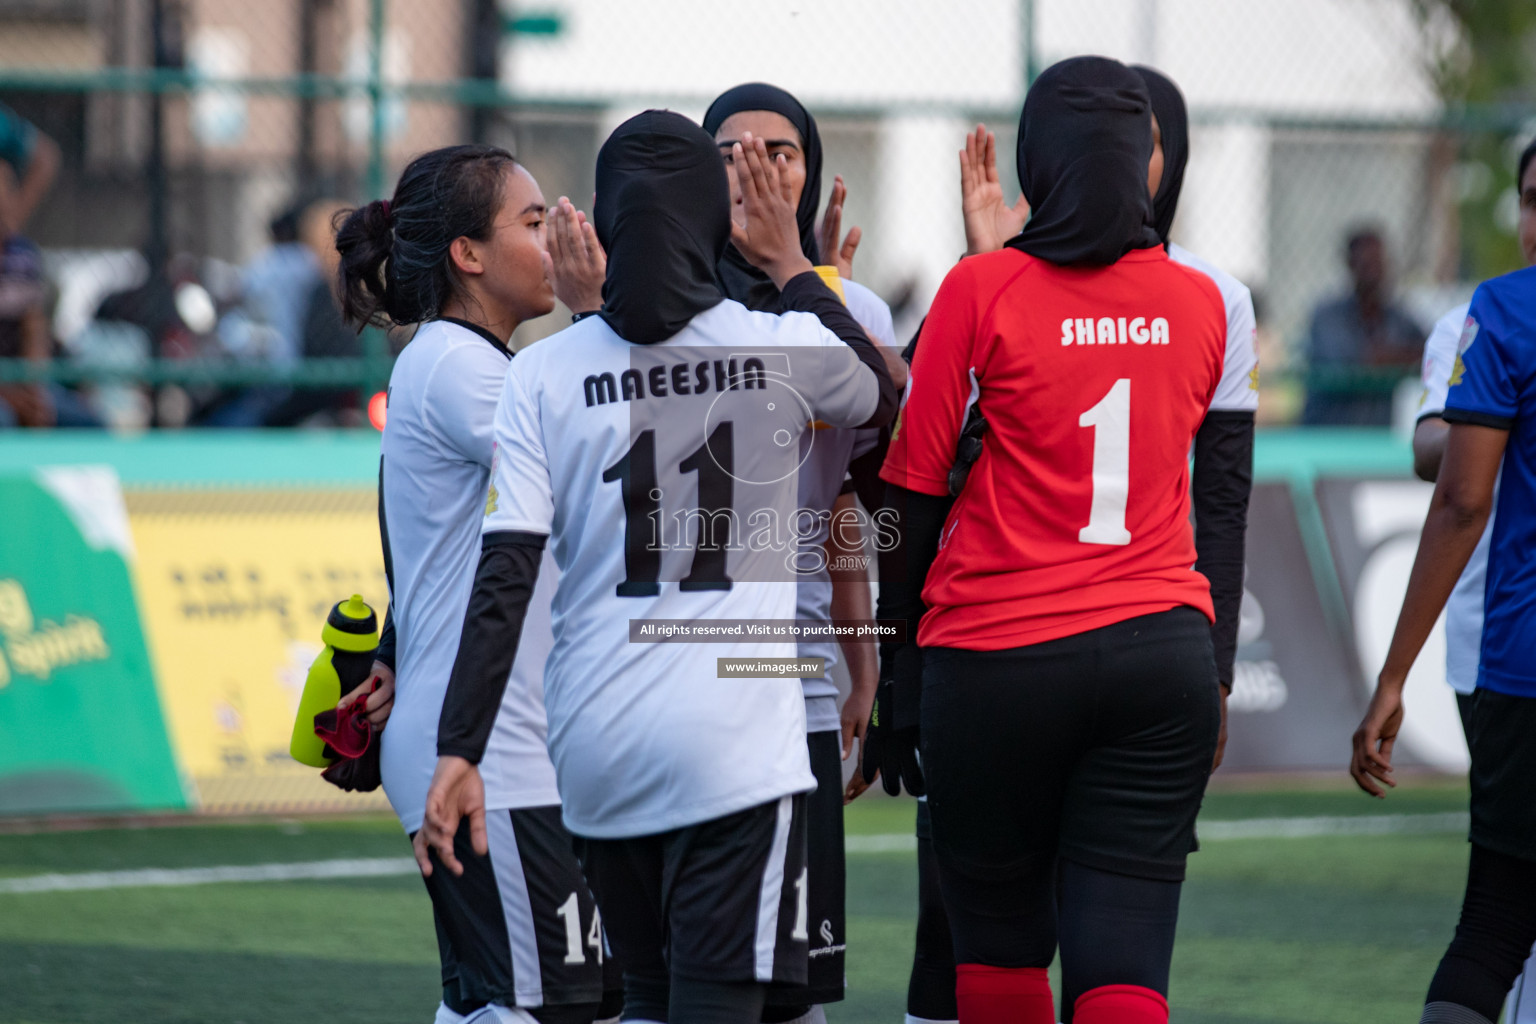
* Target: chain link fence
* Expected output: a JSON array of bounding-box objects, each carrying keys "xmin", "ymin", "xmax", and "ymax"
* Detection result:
[{"xmin": 0, "ymin": 0, "xmax": 1529, "ymax": 429}]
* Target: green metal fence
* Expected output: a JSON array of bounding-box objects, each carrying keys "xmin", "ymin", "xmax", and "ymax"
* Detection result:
[{"xmin": 0, "ymin": 1, "xmax": 1528, "ymax": 428}]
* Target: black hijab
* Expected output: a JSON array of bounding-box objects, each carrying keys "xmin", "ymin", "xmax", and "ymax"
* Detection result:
[
  {"xmin": 594, "ymin": 110, "xmax": 730, "ymax": 345},
  {"xmin": 1133, "ymin": 66, "xmax": 1189, "ymax": 246},
  {"xmin": 702, "ymin": 83, "xmax": 823, "ymax": 312},
  {"xmin": 1006, "ymin": 55, "xmax": 1161, "ymax": 266}
]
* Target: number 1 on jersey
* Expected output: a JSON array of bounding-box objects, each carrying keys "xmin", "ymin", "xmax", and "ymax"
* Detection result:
[{"xmin": 1078, "ymin": 378, "xmax": 1132, "ymax": 546}]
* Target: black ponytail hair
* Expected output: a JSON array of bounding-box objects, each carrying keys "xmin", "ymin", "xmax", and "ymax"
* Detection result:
[
  {"xmin": 335, "ymin": 144, "xmax": 518, "ymax": 329},
  {"xmin": 1519, "ymin": 136, "xmax": 1536, "ymax": 191}
]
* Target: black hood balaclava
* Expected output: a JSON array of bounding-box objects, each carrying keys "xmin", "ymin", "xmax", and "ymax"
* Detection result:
[
  {"xmin": 703, "ymin": 83, "xmax": 823, "ymax": 312},
  {"xmin": 595, "ymin": 109, "xmax": 730, "ymax": 345},
  {"xmin": 1133, "ymin": 65, "xmax": 1189, "ymax": 246},
  {"xmin": 1006, "ymin": 55, "xmax": 1161, "ymax": 266}
]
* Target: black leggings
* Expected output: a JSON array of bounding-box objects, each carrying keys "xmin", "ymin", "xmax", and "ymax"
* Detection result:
[
  {"xmin": 1056, "ymin": 860, "xmax": 1181, "ymax": 1020},
  {"xmin": 1425, "ymin": 843, "xmax": 1536, "ymax": 1021},
  {"xmin": 905, "ymin": 806, "xmax": 1180, "ymax": 1023},
  {"xmin": 908, "ymin": 800, "xmax": 959, "ymax": 1021},
  {"xmin": 619, "ymin": 967, "xmax": 764, "ymax": 1024},
  {"xmin": 921, "ymin": 608, "xmax": 1217, "ymax": 1014}
]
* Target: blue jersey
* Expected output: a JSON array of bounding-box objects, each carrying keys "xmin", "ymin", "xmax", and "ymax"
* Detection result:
[{"xmin": 1443, "ymin": 264, "xmax": 1536, "ymax": 697}]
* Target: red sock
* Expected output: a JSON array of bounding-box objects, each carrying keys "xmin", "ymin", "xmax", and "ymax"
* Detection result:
[
  {"xmin": 1073, "ymin": 984, "xmax": 1168, "ymax": 1024},
  {"xmin": 955, "ymin": 964, "xmax": 1054, "ymax": 1024}
]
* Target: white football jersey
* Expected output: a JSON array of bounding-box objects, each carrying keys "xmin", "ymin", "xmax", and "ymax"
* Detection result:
[
  {"xmin": 378, "ymin": 319, "xmax": 561, "ymax": 833},
  {"xmin": 1168, "ymin": 242, "xmax": 1259, "ymax": 414},
  {"xmin": 482, "ymin": 298, "xmax": 883, "ymax": 838},
  {"xmin": 794, "ymin": 279, "xmax": 893, "ymax": 732},
  {"xmin": 1419, "ymin": 301, "xmax": 1494, "ymax": 696}
]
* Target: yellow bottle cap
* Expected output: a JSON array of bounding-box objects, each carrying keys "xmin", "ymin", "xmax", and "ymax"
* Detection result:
[
  {"xmin": 338, "ymin": 594, "xmax": 371, "ymax": 621},
  {"xmin": 322, "ymin": 595, "xmax": 378, "ymax": 652}
]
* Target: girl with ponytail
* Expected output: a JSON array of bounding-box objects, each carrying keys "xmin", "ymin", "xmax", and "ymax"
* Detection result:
[{"xmin": 338, "ymin": 144, "xmax": 619, "ymax": 1024}]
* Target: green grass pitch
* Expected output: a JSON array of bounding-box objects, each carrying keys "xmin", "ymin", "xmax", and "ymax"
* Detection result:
[{"xmin": 0, "ymin": 780, "xmax": 1474, "ymax": 1024}]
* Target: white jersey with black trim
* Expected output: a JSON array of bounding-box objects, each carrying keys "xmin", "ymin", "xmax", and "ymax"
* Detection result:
[
  {"xmin": 794, "ymin": 279, "xmax": 894, "ymax": 732},
  {"xmin": 378, "ymin": 319, "xmax": 560, "ymax": 834},
  {"xmin": 481, "ymin": 298, "xmax": 882, "ymax": 838},
  {"xmin": 1419, "ymin": 301, "xmax": 1493, "ymax": 696},
  {"xmin": 1168, "ymin": 242, "xmax": 1259, "ymax": 413}
]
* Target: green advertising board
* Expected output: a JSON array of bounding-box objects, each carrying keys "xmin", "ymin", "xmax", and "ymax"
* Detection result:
[
  {"xmin": 0, "ymin": 427, "xmax": 1421, "ymax": 815},
  {"xmin": 0, "ymin": 471, "xmax": 185, "ymax": 814}
]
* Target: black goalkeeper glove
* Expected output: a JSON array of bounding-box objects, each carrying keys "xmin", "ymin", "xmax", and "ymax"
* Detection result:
[
  {"xmin": 947, "ymin": 404, "xmax": 988, "ymax": 496},
  {"xmin": 861, "ymin": 643, "xmax": 925, "ymax": 796}
]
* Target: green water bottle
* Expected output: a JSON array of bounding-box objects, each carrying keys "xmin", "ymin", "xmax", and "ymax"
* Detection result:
[{"xmin": 289, "ymin": 594, "xmax": 379, "ymax": 768}]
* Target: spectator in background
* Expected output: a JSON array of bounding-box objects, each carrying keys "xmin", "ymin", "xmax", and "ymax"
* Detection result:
[
  {"xmin": 0, "ymin": 101, "xmax": 59, "ymax": 240},
  {"xmin": 202, "ymin": 203, "xmax": 321, "ymax": 426},
  {"xmin": 1302, "ymin": 226, "xmax": 1424, "ymax": 425},
  {"xmin": 0, "ymin": 237, "xmax": 52, "ymax": 427},
  {"xmin": 0, "ymin": 101, "xmax": 90, "ymax": 428},
  {"xmin": 241, "ymin": 204, "xmax": 319, "ymax": 368},
  {"xmin": 264, "ymin": 198, "xmax": 361, "ymax": 426}
]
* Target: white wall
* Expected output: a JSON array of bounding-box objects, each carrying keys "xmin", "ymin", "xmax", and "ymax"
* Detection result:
[{"xmin": 501, "ymin": 0, "xmax": 1445, "ymax": 312}]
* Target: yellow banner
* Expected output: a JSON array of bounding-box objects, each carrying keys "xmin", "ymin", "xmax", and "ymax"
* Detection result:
[{"xmin": 127, "ymin": 489, "xmax": 392, "ymax": 814}]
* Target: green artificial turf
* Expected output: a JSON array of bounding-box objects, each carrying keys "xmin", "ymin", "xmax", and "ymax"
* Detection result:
[{"xmin": 0, "ymin": 780, "xmax": 1475, "ymax": 1023}]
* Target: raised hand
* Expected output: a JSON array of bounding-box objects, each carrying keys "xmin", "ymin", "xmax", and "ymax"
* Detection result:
[
  {"xmin": 544, "ymin": 196, "xmax": 606, "ymax": 314},
  {"xmin": 960, "ymin": 124, "xmax": 1030, "ymax": 255},
  {"xmin": 730, "ymin": 132, "xmax": 816, "ymax": 290},
  {"xmin": 818, "ymin": 174, "xmax": 862, "ymax": 279}
]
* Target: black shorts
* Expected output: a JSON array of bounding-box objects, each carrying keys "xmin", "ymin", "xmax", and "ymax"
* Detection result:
[
  {"xmin": 1466, "ymin": 688, "xmax": 1536, "ymax": 862},
  {"xmin": 920, "ymin": 607, "xmax": 1219, "ymax": 963},
  {"xmin": 576, "ymin": 795, "xmax": 809, "ymax": 989},
  {"xmin": 417, "ymin": 804, "xmax": 616, "ymax": 1013},
  {"xmin": 766, "ymin": 731, "xmax": 846, "ymax": 1008}
]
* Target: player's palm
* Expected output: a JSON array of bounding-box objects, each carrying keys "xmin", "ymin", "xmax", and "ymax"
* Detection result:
[
  {"xmin": 545, "ymin": 196, "xmax": 606, "ymax": 314},
  {"xmin": 818, "ymin": 174, "xmax": 862, "ymax": 279},
  {"xmin": 1350, "ymin": 685, "xmax": 1403, "ymax": 798},
  {"xmin": 730, "ymin": 133, "xmax": 814, "ymax": 287},
  {"xmin": 960, "ymin": 125, "xmax": 1030, "ymax": 256}
]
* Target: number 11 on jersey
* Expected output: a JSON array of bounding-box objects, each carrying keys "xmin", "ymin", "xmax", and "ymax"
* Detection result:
[{"xmin": 1079, "ymin": 378, "xmax": 1132, "ymax": 546}]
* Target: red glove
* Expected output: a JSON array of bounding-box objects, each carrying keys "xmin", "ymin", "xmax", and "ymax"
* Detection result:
[{"xmin": 313, "ymin": 683, "xmax": 382, "ymax": 791}]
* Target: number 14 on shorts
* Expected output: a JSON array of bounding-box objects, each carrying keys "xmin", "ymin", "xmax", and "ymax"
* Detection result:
[{"xmin": 557, "ymin": 892, "xmax": 606, "ymax": 964}]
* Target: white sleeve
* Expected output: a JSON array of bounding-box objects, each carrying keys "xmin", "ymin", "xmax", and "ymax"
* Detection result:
[
  {"xmin": 844, "ymin": 280, "xmax": 899, "ymax": 349},
  {"xmin": 482, "ymin": 359, "xmax": 555, "ymax": 537},
  {"xmin": 422, "ymin": 342, "xmax": 506, "ymax": 468},
  {"xmin": 1418, "ymin": 303, "xmax": 1471, "ymax": 419},
  {"xmin": 779, "ymin": 309, "xmax": 880, "ymax": 430},
  {"xmin": 1208, "ymin": 284, "xmax": 1260, "ymax": 414}
]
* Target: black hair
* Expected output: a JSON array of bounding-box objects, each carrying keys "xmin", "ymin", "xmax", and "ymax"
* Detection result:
[
  {"xmin": 269, "ymin": 205, "xmax": 302, "ymax": 244},
  {"xmin": 1519, "ymin": 137, "xmax": 1536, "ymax": 189},
  {"xmin": 1345, "ymin": 225, "xmax": 1383, "ymax": 258},
  {"xmin": 335, "ymin": 144, "xmax": 517, "ymax": 329}
]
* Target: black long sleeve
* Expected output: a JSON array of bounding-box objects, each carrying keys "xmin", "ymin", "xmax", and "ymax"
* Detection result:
[
  {"xmin": 846, "ymin": 429, "xmax": 891, "ymax": 518},
  {"xmin": 1191, "ymin": 410, "xmax": 1255, "ymax": 691},
  {"xmin": 778, "ymin": 270, "xmax": 898, "ymax": 430},
  {"xmin": 874, "ymin": 485, "xmax": 953, "ymax": 731},
  {"xmin": 376, "ymin": 459, "xmax": 397, "ymax": 671},
  {"xmin": 875, "ymin": 487, "xmax": 953, "ymax": 643},
  {"xmin": 376, "ymin": 608, "xmax": 396, "ymax": 672},
  {"xmin": 437, "ymin": 531, "xmax": 547, "ymax": 763},
  {"xmin": 874, "ymin": 486, "xmax": 953, "ymax": 634}
]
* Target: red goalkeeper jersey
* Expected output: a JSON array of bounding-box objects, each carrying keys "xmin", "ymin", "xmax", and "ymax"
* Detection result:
[{"xmin": 880, "ymin": 246, "xmax": 1226, "ymax": 651}]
